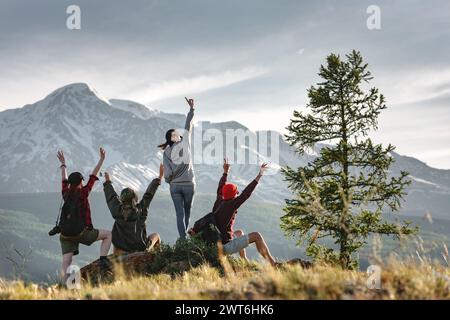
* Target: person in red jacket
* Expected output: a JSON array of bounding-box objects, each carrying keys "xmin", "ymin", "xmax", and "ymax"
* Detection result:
[
  {"xmin": 208, "ymin": 159, "xmax": 276, "ymax": 266},
  {"xmin": 57, "ymin": 148, "xmax": 112, "ymax": 282}
]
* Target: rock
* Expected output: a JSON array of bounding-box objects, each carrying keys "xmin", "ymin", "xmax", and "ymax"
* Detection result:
[
  {"xmin": 161, "ymin": 260, "xmax": 191, "ymax": 275},
  {"xmin": 79, "ymin": 250, "xmax": 313, "ymax": 286},
  {"xmin": 80, "ymin": 251, "xmax": 156, "ymax": 285}
]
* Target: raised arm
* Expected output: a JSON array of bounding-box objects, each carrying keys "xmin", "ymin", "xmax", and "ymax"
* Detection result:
[
  {"xmin": 80, "ymin": 148, "xmax": 104, "ymax": 195},
  {"xmin": 217, "ymin": 158, "xmax": 230, "ymax": 199},
  {"xmin": 57, "ymin": 150, "xmax": 69, "ymax": 195},
  {"xmin": 57, "ymin": 151, "xmax": 68, "ymax": 181},
  {"xmin": 139, "ymin": 164, "xmax": 164, "ymax": 219},
  {"xmin": 103, "ymin": 172, "xmax": 121, "ymax": 219},
  {"xmin": 254, "ymin": 163, "xmax": 268, "ymax": 183},
  {"xmin": 184, "ymin": 97, "xmax": 195, "ymax": 143},
  {"xmin": 91, "ymin": 147, "xmax": 106, "ymax": 176},
  {"xmin": 232, "ymin": 163, "xmax": 268, "ymax": 210}
]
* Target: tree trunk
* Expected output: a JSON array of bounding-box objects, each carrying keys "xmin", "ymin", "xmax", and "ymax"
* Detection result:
[
  {"xmin": 339, "ymin": 95, "xmax": 350, "ymax": 269},
  {"xmin": 339, "ymin": 239, "xmax": 349, "ymax": 268}
]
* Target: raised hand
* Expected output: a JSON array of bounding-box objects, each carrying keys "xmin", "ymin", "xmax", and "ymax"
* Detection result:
[
  {"xmin": 185, "ymin": 97, "xmax": 194, "ymax": 109},
  {"xmin": 57, "ymin": 150, "xmax": 68, "ymax": 180},
  {"xmin": 57, "ymin": 150, "xmax": 66, "ymax": 166},
  {"xmin": 223, "ymin": 158, "xmax": 230, "ymax": 174},
  {"xmin": 259, "ymin": 163, "xmax": 269, "ymax": 176},
  {"xmin": 159, "ymin": 163, "xmax": 164, "ymax": 180},
  {"xmin": 255, "ymin": 163, "xmax": 269, "ymax": 182},
  {"xmin": 99, "ymin": 147, "xmax": 106, "ymax": 161},
  {"xmin": 104, "ymin": 172, "xmax": 111, "ymax": 182},
  {"xmin": 92, "ymin": 147, "xmax": 106, "ymax": 176}
]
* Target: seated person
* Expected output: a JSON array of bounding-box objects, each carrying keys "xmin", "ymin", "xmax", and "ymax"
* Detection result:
[
  {"xmin": 102, "ymin": 164, "xmax": 163, "ymax": 256},
  {"xmin": 191, "ymin": 159, "xmax": 277, "ymax": 267}
]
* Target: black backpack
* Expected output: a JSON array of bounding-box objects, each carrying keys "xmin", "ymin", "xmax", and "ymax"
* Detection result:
[
  {"xmin": 192, "ymin": 212, "xmax": 222, "ymax": 244},
  {"xmin": 193, "ymin": 204, "xmax": 231, "ymax": 244},
  {"xmin": 59, "ymin": 194, "xmax": 86, "ymax": 237}
]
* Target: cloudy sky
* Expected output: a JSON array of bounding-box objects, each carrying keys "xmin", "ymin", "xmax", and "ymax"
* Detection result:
[{"xmin": 1, "ymin": 0, "xmax": 450, "ymax": 169}]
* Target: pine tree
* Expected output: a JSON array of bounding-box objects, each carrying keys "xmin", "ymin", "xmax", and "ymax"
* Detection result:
[{"xmin": 282, "ymin": 50, "xmax": 417, "ymax": 269}]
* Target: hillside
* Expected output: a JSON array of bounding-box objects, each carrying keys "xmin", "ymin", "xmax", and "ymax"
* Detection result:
[
  {"xmin": 1, "ymin": 230, "xmax": 449, "ymax": 300},
  {"xmin": 1, "ymin": 192, "xmax": 450, "ymax": 283},
  {"xmin": 1, "ymin": 259, "xmax": 450, "ymax": 300},
  {"xmin": 0, "ymin": 192, "xmax": 303, "ymax": 282}
]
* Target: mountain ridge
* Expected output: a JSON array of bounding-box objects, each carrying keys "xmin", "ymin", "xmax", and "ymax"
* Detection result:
[{"xmin": 1, "ymin": 82, "xmax": 450, "ymax": 218}]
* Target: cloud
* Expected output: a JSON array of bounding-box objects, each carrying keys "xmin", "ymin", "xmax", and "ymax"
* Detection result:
[
  {"xmin": 377, "ymin": 67, "xmax": 450, "ymax": 105},
  {"xmin": 1, "ymin": 1, "xmax": 450, "ymax": 169},
  {"xmin": 123, "ymin": 67, "xmax": 269, "ymax": 104}
]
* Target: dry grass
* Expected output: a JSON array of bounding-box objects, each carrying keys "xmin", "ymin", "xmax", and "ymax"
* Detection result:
[{"xmin": 1, "ymin": 257, "xmax": 449, "ymax": 300}]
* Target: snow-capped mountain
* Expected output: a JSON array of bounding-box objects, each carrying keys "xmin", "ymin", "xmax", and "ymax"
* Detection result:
[
  {"xmin": 108, "ymin": 99, "xmax": 159, "ymax": 120},
  {"xmin": 1, "ymin": 83, "xmax": 450, "ymax": 218},
  {"xmin": 0, "ymin": 83, "xmax": 298, "ymax": 202}
]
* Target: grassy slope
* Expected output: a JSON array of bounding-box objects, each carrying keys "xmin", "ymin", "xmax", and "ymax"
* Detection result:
[
  {"xmin": 0, "ymin": 192, "xmax": 303, "ymax": 282},
  {"xmin": 1, "ymin": 259, "xmax": 450, "ymax": 300},
  {"xmin": 0, "ymin": 192, "xmax": 449, "ymax": 283}
]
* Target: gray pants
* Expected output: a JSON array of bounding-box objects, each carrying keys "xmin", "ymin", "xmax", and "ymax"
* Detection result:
[
  {"xmin": 170, "ymin": 184, "xmax": 195, "ymax": 239},
  {"xmin": 223, "ymin": 235, "xmax": 250, "ymax": 255}
]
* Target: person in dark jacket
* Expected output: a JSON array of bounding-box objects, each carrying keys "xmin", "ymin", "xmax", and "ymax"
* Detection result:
[
  {"xmin": 191, "ymin": 159, "xmax": 276, "ymax": 266},
  {"xmin": 103, "ymin": 164, "xmax": 164, "ymax": 256}
]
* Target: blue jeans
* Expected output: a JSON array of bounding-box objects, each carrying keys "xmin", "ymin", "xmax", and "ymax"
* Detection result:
[{"xmin": 170, "ymin": 184, "xmax": 195, "ymax": 239}]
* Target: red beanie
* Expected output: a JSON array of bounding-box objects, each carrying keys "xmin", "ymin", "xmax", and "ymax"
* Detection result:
[{"xmin": 222, "ymin": 183, "xmax": 238, "ymax": 200}]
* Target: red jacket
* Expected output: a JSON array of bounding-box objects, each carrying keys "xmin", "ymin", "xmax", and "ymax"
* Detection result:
[
  {"xmin": 212, "ymin": 173, "xmax": 258, "ymax": 244},
  {"xmin": 62, "ymin": 174, "xmax": 98, "ymax": 227}
]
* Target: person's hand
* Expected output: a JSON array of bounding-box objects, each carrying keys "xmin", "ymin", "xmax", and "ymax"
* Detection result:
[
  {"xmin": 185, "ymin": 97, "xmax": 194, "ymax": 109},
  {"xmin": 99, "ymin": 147, "xmax": 106, "ymax": 161},
  {"xmin": 188, "ymin": 228, "xmax": 196, "ymax": 236},
  {"xmin": 255, "ymin": 163, "xmax": 269, "ymax": 182},
  {"xmin": 159, "ymin": 163, "xmax": 164, "ymax": 180},
  {"xmin": 223, "ymin": 158, "xmax": 230, "ymax": 174},
  {"xmin": 104, "ymin": 172, "xmax": 111, "ymax": 182},
  {"xmin": 57, "ymin": 150, "xmax": 66, "ymax": 166},
  {"xmin": 258, "ymin": 163, "xmax": 269, "ymax": 176}
]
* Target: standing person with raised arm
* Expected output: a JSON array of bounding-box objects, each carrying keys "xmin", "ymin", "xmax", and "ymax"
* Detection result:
[
  {"xmin": 158, "ymin": 97, "xmax": 196, "ymax": 240},
  {"xmin": 55, "ymin": 148, "xmax": 112, "ymax": 283}
]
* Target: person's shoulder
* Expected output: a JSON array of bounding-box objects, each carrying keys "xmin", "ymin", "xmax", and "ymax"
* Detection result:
[{"xmin": 163, "ymin": 146, "xmax": 172, "ymax": 154}]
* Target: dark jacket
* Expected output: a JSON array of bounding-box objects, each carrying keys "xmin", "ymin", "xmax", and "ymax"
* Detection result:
[
  {"xmin": 103, "ymin": 178, "xmax": 161, "ymax": 252},
  {"xmin": 212, "ymin": 173, "xmax": 258, "ymax": 244},
  {"xmin": 62, "ymin": 174, "xmax": 98, "ymax": 227}
]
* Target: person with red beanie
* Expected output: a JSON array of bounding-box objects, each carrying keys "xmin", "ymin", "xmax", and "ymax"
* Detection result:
[{"xmin": 210, "ymin": 158, "xmax": 276, "ymax": 266}]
